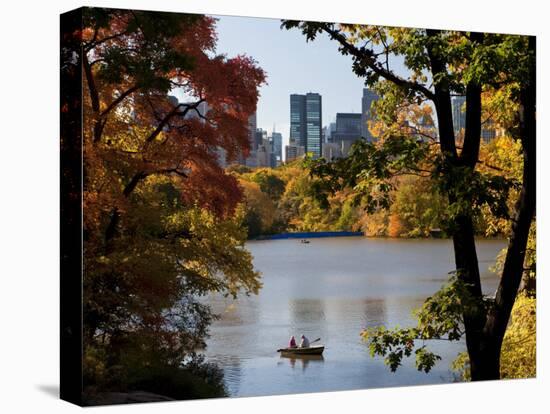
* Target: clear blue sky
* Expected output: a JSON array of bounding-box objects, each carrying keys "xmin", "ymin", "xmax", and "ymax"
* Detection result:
[{"xmin": 211, "ymin": 14, "xmax": 406, "ymax": 148}]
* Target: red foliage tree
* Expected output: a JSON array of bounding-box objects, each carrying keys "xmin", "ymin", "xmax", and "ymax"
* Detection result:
[
  {"xmin": 76, "ymin": 9, "xmax": 265, "ymax": 399},
  {"xmin": 81, "ymin": 9, "xmax": 266, "ymax": 243}
]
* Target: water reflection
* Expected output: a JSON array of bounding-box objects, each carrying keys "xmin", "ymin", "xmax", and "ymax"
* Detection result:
[
  {"xmin": 290, "ymin": 299, "xmax": 326, "ymax": 324},
  {"xmin": 288, "ymin": 299, "xmax": 328, "ymax": 344},
  {"xmin": 279, "ymin": 354, "xmax": 325, "ymax": 372},
  {"xmin": 362, "ymin": 298, "xmax": 387, "ymax": 327},
  {"xmin": 209, "ymin": 295, "xmax": 261, "ymax": 327},
  {"xmin": 205, "ymin": 354, "xmax": 243, "ymax": 397},
  {"xmin": 204, "ymin": 237, "xmax": 505, "ymax": 397}
]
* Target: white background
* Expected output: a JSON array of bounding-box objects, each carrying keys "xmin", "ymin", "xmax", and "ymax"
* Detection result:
[{"xmin": 0, "ymin": 0, "xmax": 548, "ymax": 413}]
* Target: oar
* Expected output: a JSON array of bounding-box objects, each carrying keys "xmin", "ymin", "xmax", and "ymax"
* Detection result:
[{"xmin": 277, "ymin": 337, "xmax": 321, "ymax": 352}]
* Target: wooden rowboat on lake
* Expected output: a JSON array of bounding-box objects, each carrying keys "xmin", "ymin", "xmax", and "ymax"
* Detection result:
[{"xmin": 277, "ymin": 345, "xmax": 325, "ymax": 355}]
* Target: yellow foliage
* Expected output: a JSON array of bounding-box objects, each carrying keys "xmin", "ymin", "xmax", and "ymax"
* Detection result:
[
  {"xmin": 357, "ymin": 209, "xmax": 390, "ymax": 236},
  {"xmin": 500, "ymin": 292, "xmax": 536, "ymax": 379},
  {"xmin": 452, "ymin": 292, "xmax": 536, "ymax": 380},
  {"xmin": 388, "ymin": 214, "xmax": 403, "ymax": 237},
  {"xmin": 239, "ymin": 179, "xmax": 276, "ymax": 231}
]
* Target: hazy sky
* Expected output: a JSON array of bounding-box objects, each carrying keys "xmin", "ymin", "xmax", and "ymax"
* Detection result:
[{"xmin": 211, "ymin": 15, "xmax": 393, "ymax": 148}]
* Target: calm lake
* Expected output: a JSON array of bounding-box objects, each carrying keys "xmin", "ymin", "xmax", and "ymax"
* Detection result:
[{"xmin": 204, "ymin": 237, "xmax": 505, "ymax": 397}]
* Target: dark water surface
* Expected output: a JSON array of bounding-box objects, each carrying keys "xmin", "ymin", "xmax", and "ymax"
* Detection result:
[{"xmin": 204, "ymin": 237, "xmax": 505, "ymax": 397}]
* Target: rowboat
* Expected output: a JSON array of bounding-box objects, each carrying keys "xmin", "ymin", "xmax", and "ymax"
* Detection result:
[{"xmin": 277, "ymin": 345, "xmax": 324, "ymax": 355}]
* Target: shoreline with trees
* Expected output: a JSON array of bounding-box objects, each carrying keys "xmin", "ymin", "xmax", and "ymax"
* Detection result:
[{"xmin": 231, "ymin": 133, "xmax": 527, "ymax": 243}]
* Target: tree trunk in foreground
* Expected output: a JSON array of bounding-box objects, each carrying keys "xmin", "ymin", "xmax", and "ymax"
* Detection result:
[
  {"xmin": 476, "ymin": 35, "xmax": 536, "ymax": 381},
  {"xmin": 428, "ymin": 32, "xmax": 535, "ymax": 381}
]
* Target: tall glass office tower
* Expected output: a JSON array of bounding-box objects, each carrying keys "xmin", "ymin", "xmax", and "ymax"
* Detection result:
[
  {"xmin": 305, "ymin": 93, "xmax": 322, "ymax": 158},
  {"xmin": 289, "ymin": 93, "xmax": 322, "ymax": 158},
  {"xmin": 290, "ymin": 94, "xmax": 306, "ymax": 148}
]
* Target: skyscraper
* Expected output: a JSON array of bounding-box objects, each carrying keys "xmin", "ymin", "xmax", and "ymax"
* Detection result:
[
  {"xmin": 326, "ymin": 122, "xmax": 336, "ymax": 143},
  {"xmin": 334, "ymin": 113, "xmax": 362, "ymax": 141},
  {"xmin": 333, "ymin": 113, "xmax": 362, "ymax": 156},
  {"xmin": 271, "ymin": 131, "xmax": 283, "ymax": 163},
  {"xmin": 236, "ymin": 112, "xmax": 258, "ymax": 166},
  {"xmin": 254, "ymin": 128, "xmax": 267, "ymax": 150},
  {"xmin": 289, "ymin": 92, "xmax": 322, "ymax": 158},
  {"xmin": 305, "ymin": 93, "xmax": 322, "ymax": 158},
  {"xmin": 290, "ymin": 94, "xmax": 306, "ymax": 148},
  {"xmin": 285, "ymin": 144, "xmax": 305, "ymax": 163},
  {"xmin": 322, "ymin": 142, "xmax": 343, "ymax": 160},
  {"xmin": 361, "ymin": 88, "xmax": 378, "ymax": 141}
]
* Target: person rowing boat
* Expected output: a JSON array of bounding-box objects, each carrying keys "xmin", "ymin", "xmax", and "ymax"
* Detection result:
[{"xmin": 277, "ymin": 337, "xmax": 324, "ymax": 355}]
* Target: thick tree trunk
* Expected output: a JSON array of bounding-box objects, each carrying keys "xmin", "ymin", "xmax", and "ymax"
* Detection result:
[
  {"xmin": 480, "ymin": 35, "xmax": 536, "ymax": 377},
  {"xmin": 425, "ymin": 30, "xmax": 528, "ymax": 381},
  {"xmin": 426, "ymin": 30, "xmax": 491, "ymax": 380},
  {"xmin": 474, "ymin": 337, "xmax": 501, "ymax": 380},
  {"xmin": 451, "ymin": 214, "xmax": 487, "ymax": 380},
  {"xmin": 452, "ymin": 32, "xmax": 490, "ymax": 381},
  {"xmin": 462, "ymin": 35, "xmax": 536, "ymax": 381}
]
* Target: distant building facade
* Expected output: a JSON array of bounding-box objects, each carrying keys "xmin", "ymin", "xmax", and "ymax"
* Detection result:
[
  {"xmin": 332, "ymin": 113, "xmax": 362, "ymax": 156},
  {"xmin": 285, "ymin": 144, "xmax": 305, "ymax": 163},
  {"xmin": 245, "ymin": 128, "xmax": 275, "ymax": 168},
  {"xmin": 256, "ymin": 140, "xmax": 274, "ymax": 168},
  {"xmin": 322, "ymin": 142, "xmax": 343, "ymax": 160},
  {"xmin": 290, "ymin": 94, "xmax": 307, "ymax": 148},
  {"xmin": 326, "ymin": 122, "xmax": 336, "ymax": 143},
  {"xmin": 361, "ymin": 88, "xmax": 378, "ymax": 141},
  {"xmin": 238, "ymin": 113, "xmax": 259, "ymax": 167},
  {"xmin": 305, "ymin": 93, "xmax": 322, "ymax": 158},
  {"xmin": 289, "ymin": 92, "xmax": 322, "ymax": 158},
  {"xmin": 248, "ymin": 113, "xmax": 258, "ymax": 150},
  {"xmin": 271, "ymin": 131, "xmax": 283, "ymax": 165},
  {"xmin": 453, "ymin": 96, "xmax": 498, "ymax": 142},
  {"xmin": 481, "ymin": 120, "xmax": 498, "ymax": 142},
  {"xmin": 334, "ymin": 113, "xmax": 362, "ymax": 141},
  {"xmin": 254, "ymin": 128, "xmax": 267, "ymax": 151},
  {"xmin": 451, "ymin": 96, "xmax": 466, "ymax": 138}
]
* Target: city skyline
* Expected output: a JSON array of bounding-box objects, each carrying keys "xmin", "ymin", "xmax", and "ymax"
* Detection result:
[
  {"xmin": 172, "ymin": 15, "xmax": 503, "ymax": 165},
  {"xmin": 212, "ymin": 14, "xmax": 409, "ymax": 149}
]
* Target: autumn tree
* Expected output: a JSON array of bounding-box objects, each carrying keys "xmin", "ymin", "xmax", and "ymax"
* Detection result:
[
  {"xmin": 390, "ymin": 176, "xmax": 448, "ymax": 237},
  {"xmin": 248, "ymin": 169, "xmax": 287, "ymax": 202},
  {"xmin": 283, "ymin": 22, "xmax": 535, "ymax": 380},
  {"xmin": 72, "ymin": 7, "xmax": 266, "ymax": 399},
  {"xmin": 237, "ymin": 179, "xmax": 277, "ymax": 238},
  {"xmin": 277, "ymin": 165, "xmax": 342, "ymax": 232}
]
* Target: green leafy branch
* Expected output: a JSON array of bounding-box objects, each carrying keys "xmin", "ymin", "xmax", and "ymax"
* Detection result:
[{"xmin": 361, "ymin": 275, "xmax": 488, "ymax": 373}]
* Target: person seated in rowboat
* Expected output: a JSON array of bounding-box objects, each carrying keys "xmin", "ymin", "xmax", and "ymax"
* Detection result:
[
  {"xmin": 288, "ymin": 335, "xmax": 297, "ymax": 348},
  {"xmin": 299, "ymin": 334, "xmax": 310, "ymax": 348}
]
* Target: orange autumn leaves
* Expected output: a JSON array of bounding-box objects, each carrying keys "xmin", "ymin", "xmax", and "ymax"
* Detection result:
[
  {"xmin": 82, "ymin": 11, "xmax": 266, "ymax": 241},
  {"xmin": 80, "ymin": 11, "xmax": 265, "ymax": 392}
]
